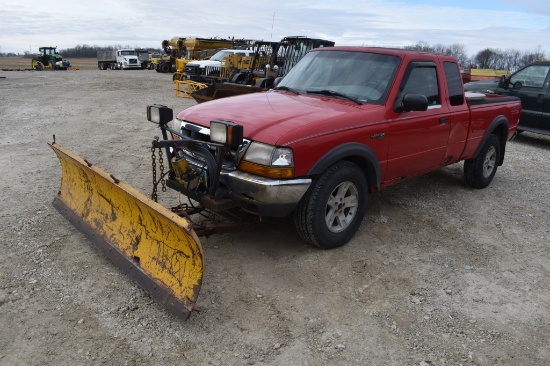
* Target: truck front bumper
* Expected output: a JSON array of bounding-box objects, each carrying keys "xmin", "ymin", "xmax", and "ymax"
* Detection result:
[
  {"xmin": 223, "ymin": 170, "xmax": 311, "ymax": 217},
  {"xmin": 167, "ymin": 170, "xmax": 311, "ymax": 218}
]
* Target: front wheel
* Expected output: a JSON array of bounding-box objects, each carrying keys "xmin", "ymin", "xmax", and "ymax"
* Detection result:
[
  {"xmin": 464, "ymin": 134, "xmax": 501, "ymax": 189},
  {"xmin": 294, "ymin": 161, "xmax": 368, "ymax": 249}
]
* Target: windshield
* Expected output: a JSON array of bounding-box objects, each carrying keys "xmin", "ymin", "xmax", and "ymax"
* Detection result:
[
  {"xmin": 209, "ymin": 50, "xmax": 234, "ymax": 61},
  {"xmin": 277, "ymin": 50, "xmax": 401, "ymax": 104},
  {"xmin": 121, "ymin": 50, "xmax": 136, "ymax": 56}
]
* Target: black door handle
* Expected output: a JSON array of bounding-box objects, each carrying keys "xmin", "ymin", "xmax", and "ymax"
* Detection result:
[{"xmin": 439, "ymin": 117, "xmax": 448, "ymax": 124}]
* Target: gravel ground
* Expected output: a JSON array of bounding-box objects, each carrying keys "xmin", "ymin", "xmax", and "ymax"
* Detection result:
[{"xmin": 0, "ymin": 65, "xmax": 549, "ymax": 366}]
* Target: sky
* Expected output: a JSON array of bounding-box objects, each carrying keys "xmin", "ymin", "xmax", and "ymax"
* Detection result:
[{"xmin": 0, "ymin": 0, "xmax": 549, "ymax": 57}]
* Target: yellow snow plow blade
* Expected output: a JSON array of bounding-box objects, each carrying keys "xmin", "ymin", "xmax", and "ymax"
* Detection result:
[{"xmin": 49, "ymin": 142, "xmax": 203, "ymax": 320}]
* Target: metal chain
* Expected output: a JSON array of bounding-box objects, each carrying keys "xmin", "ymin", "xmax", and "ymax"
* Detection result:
[
  {"xmin": 151, "ymin": 142, "xmax": 158, "ymax": 202},
  {"xmin": 158, "ymin": 148, "xmax": 166, "ymax": 192}
]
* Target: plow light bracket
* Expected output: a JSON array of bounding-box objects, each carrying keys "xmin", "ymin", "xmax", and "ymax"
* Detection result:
[
  {"xmin": 147, "ymin": 104, "xmax": 173, "ymax": 126},
  {"xmin": 210, "ymin": 120, "xmax": 243, "ymax": 148}
]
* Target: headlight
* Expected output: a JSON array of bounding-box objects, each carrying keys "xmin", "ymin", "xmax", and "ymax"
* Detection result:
[{"xmin": 240, "ymin": 142, "xmax": 294, "ymax": 179}]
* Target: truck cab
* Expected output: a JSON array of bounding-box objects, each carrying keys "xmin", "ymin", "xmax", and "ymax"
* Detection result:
[{"xmin": 116, "ymin": 49, "xmax": 141, "ymax": 70}]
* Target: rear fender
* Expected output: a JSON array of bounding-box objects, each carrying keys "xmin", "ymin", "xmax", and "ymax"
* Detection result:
[{"xmin": 472, "ymin": 116, "xmax": 510, "ymax": 166}]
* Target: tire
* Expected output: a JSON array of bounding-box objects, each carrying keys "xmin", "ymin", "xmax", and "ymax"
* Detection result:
[
  {"xmin": 464, "ymin": 134, "xmax": 501, "ymax": 189},
  {"xmin": 294, "ymin": 161, "xmax": 368, "ymax": 249}
]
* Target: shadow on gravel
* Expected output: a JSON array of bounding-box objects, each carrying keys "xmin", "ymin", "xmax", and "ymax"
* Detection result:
[{"xmin": 512, "ymin": 132, "xmax": 550, "ymax": 150}]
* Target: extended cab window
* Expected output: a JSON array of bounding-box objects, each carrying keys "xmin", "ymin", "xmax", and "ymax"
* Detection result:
[
  {"xmin": 510, "ymin": 65, "xmax": 550, "ymax": 89},
  {"xmin": 399, "ymin": 64, "xmax": 440, "ymax": 107},
  {"xmin": 443, "ymin": 61, "xmax": 464, "ymax": 106}
]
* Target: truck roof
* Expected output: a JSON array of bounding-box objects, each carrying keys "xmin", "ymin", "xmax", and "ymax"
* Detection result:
[{"xmin": 312, "ymin": 46, "xmax": 458, "ymax": 60}]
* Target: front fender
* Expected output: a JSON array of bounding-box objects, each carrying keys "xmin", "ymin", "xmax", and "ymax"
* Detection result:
[{"xmin": 307, "ymin": 142, "xmax": 381, "ymax": 190}]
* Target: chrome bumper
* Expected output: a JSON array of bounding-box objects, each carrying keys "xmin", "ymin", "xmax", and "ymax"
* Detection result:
[{"xmin": 222, "ymin": 170, "xmax": 312, "ymax": 216}]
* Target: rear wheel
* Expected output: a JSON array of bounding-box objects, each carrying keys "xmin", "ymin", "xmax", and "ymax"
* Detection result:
[
  {"xmin": 294, "ymin": 161, "xmax": 368, "ymax": 249},
  {"xmin": 464, "ymin": 134, "xmax": 500, "ymax": 188}
]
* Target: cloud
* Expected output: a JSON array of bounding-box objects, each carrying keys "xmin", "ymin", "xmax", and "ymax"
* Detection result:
[{"xmin": 0, "ymin": 0, "xmax": 548, "ymax": 56}]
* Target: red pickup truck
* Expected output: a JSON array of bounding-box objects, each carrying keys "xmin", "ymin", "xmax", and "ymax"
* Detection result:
[{"xmin": 148, "ymin": 47, "xmax": 521, "ymax": 249}]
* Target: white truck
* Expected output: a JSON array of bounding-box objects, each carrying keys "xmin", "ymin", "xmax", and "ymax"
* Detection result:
[
  {"xmin": 97, "ymin": 49, "xmax": 141, "ymax": 70},
  {"xmin": 184, "ymin": 49, "xmax": 254, "ymax": 81}
]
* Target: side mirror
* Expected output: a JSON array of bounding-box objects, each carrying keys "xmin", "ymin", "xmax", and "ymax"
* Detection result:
[
  {"xmin": 273, "ymin": 77, "xmax": 283, "ymax": 88},
  {"xmin": 497, "ymin": 75, "xmax": 507, "ymax": 89},
  {"xmin": 512, "ymin": 81, "xmax": 522, "ymax": 90},
  {"xmin": 394, "ymin": 93, "xmax": 428, "ymax": 113}
]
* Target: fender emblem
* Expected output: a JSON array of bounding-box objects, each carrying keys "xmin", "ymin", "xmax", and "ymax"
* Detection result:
[{"xmin": 370, "ymin": 132, "xmax": 385, "ymax": 139}]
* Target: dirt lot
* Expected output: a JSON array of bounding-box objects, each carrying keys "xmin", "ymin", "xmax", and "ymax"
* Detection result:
[{"xmin": 1, "ymin": 58, "xmax": 549, "ymax": 366}]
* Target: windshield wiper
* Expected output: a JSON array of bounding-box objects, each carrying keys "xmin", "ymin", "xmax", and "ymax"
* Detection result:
[
  {"xmin": 306, "ymin": 89, "xmax": 363, "ymax": 104},
  {"xmin": 273, "ymin": 85, "xmax": 300, "ymax": 94}
]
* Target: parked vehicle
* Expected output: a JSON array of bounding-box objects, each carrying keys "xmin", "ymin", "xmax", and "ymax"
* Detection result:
[
  {"xmin": 135, "ymin": 49, "xmax": 153, "ymax": 70},
  {"xmin": 189, "ymin": 36, "xmax": 335, "ymax": 102},
  {"xmin": 464, "ymin": 61, "xmax": 550, "ymax": 136},
  {"xmin": 97, "ymin": 49, "xmax": 141, "ymax": 70},
  {"xmin": 31, "ymin": 46, "xmax": 70, "ymax": 70},
  {"xmin": 50, "ymin": 46, "xmax": 521, "ymax": 319},
  {"xmin": 184, "ymin": 49, "xmax": 255, "ymax": 81},
  {"xmin": 157, "ymin": 37, "xmax": 255, "ymax": 74}
]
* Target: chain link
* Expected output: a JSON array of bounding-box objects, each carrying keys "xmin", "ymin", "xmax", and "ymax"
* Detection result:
[
  {"xmin": 151, "ymin": 142, "xmax": 158, "ymax": 202},
  {"xmin": 158, "ymin": 148, "xmax": 166, "ymax": 192}
]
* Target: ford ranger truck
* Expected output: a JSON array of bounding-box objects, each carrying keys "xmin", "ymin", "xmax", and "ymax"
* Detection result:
[{"xmin": 148, "ymin": 47, "xmax": 521, "ymax": 249}]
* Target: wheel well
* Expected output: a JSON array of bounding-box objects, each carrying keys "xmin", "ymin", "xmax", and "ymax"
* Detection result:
[
  {"xmin": 485, "ymin": 116, "xmax": 509, "ymax": 166},
  {"xmin": 307, "ymin": 143, "xmax": 381, "ymax": 191},
  {"xmin": 342, "ymin": 156, "xmax": 379, "ymax": 192}
]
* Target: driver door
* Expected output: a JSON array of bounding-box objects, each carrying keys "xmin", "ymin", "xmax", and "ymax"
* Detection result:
[{"xmin": 385, "ymin": 62, "xmax": 451, "ymax": 181}]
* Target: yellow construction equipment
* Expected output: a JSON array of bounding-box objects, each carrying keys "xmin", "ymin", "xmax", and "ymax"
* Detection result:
[
  {"xmin": 49, "ymin": 141, "xmax": 203, "ymax": 319},
  {"xmin": 156, "ymin": 36, "xmax": 255, "ymax": 75},
  {"xmin": 175, "ymin": 79, "xmax": 208, "ymax": 98}
]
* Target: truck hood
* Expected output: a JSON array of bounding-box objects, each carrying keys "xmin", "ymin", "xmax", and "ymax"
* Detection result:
[{"xmin": 177, "ymin": 90, "xmax": 381, "ymax": 146}]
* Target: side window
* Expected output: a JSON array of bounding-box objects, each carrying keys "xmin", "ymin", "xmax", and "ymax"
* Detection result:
[
  {"xmin": 400, "ymin": 66, "xmax": 440, "ymax": 106},
  {"xmin": 510, "ymin": 65, "xmax": 550, "ymax": 88},
  {"xmin": 443, "ymin": 61, "xmax": 464, "ymax": 106}
]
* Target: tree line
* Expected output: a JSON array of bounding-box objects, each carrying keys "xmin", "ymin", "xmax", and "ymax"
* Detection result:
[
  {"xmin": 58, "ymin": 45, "xmax": 161, "ymax": 58},
  {"xmin": 403, "ymin": 41, "xmax": 547, "ymax": 72},
  {"xmin": 2, "ymin": 42, "xmax": 546, "ymax": 71}
]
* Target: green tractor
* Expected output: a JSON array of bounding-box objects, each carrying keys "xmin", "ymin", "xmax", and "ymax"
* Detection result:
[{"xmin": 32, "ymin": 47, "xmax": 70, "ymax": 70}]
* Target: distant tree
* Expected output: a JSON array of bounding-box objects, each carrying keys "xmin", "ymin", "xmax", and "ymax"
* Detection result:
[
  {"xmin": 58, "ymin": 44, "xmax": 161, "ymax": 58},
  {"xmin": 474, "ymin": 48, "xmax": 498, "ymax": 68},
  {"xmin": 520, "ymin": 45, "xmax": 546, "ymax": 65},
  {"xmin": 404, "ymin": 41, "xmax": 469, "ymax": 67},
  {"xmin": 403, "ymin": 41, "xmax": 434, "ymax": 52}
]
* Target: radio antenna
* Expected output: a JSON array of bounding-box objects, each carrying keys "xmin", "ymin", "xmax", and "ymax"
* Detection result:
[{"xmin": 270, "ymin": 12, "xmax": 275, "ymax": 41}]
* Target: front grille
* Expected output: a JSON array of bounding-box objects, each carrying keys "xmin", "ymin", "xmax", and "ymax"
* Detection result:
[{"xmin": 185, "ymin": 65, "xmax": 200, "ymax": 75}]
